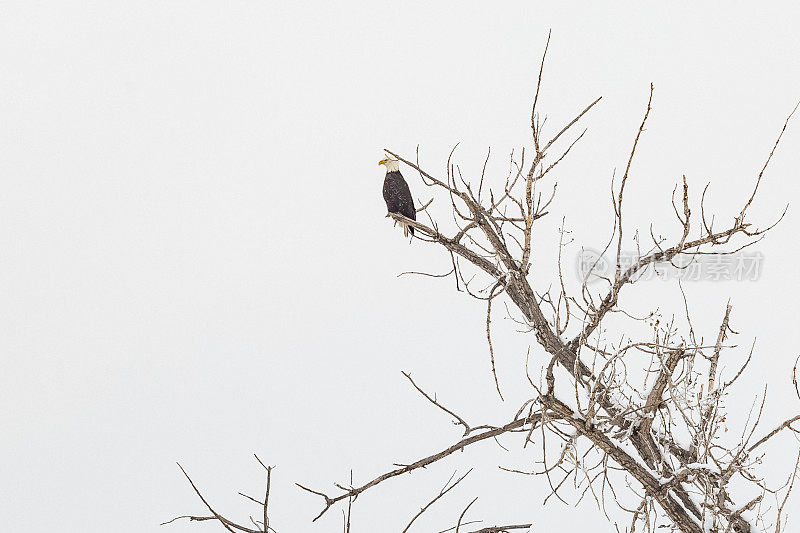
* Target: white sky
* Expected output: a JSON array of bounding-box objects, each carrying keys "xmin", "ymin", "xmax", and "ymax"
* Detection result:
[{"xmin": 1, "ymin": 3, "xmax": 799, "ymax": 532}]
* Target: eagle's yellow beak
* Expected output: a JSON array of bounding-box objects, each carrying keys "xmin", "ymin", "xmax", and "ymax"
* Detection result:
[{"xmin": 378, "ymin": 159, "xmax": 388, "ymax": 166}]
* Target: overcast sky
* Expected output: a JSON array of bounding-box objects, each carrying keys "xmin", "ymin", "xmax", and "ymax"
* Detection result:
[{"xmin": 2, "ymin": 3, "xmax": 799, "ymax": 532}]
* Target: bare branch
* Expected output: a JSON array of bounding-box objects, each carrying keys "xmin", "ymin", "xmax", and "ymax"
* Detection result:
[
  {"xmin": 709, "ymin": 302, "xmax": 733, "ymax": 393},
  {"xmin": 403, "ymin": 470, "xmax": 472, "ymax": 532},
  {"xmin": 402, "ymin": 371, "xmax": 472, "ymax": 434},
  {"xmin": 747, "ymin": 414, "xmax": 800, "ymax": 454},
  {"xmin": 487, "ymin": 280, "xmax": 505, "ymax": 401},
  {"xmin": 456, "ymin": 497, "xmax": 479, "ymax": 533},
  {"xmin": 296, "ymin": 416, "xmax": 541, "ymax": 521}
]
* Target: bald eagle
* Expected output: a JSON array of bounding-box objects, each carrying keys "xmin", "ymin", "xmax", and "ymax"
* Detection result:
[{"xmin": 379, "ymin": 156, "xmax": 416, "ymax": 237}]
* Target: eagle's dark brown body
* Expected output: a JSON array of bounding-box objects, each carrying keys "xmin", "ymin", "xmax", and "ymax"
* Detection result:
[{"xmin": 382, "ymin": 170, "xmax": 416, "ymax": 235}]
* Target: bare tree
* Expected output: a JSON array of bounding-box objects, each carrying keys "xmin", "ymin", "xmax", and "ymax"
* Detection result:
[{"xmin": 166, "ymin": 39, "xmax": 800, "ymax": 533}]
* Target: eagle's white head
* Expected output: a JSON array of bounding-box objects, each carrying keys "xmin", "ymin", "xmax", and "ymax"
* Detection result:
[{"xmin": 378, "ymin": 155, "xmax": 400, "ymax": 172}]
